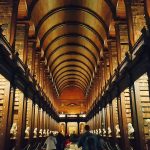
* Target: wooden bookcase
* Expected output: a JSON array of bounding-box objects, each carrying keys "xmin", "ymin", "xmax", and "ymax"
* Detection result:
[
  {"xmin": 131, "ymin": 2, "xmax": 146, "ymax": 42},
  {"xmin": 123, "ymin": 88, "xmax": 132, "ymax": 125},
  {"xmin": 0, "ymin": 2, "xmax": 12, "ymax": 41},
  {"xmin": 15, "ymin": 24, "xmax": 26, "ymax": 62},
  {"xmin": 0, "ymin": 74, "xmax": 10, "ymax": 131},
  {"xmin": 136, "ymin": 73, "xmax": 150, "ymax": 139},
  {"xmin": 119, "ymin": 24, "xmax": 129, "ymax": 61}
]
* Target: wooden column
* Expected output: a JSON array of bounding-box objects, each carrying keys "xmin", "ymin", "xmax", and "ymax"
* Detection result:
[
  {"xmin": 30, "ymin": 101, "xmax": 35, "ymax": 140},
  {"xmin": 23, "ymin": 23, "xmax": 29, "ymax": 65},
  {"xmin": 14, "ymin": 23, "xmax": 29, "ymax": 63},
  {"xmin": 48, "ymin": 115, "xmax": 50, "ymax": 129},
  {"xmin": 77, "ymin": 121, "xmax": 80, "ymax": 135},
  {"xmin": 99, "ymin": 110, "xmax": 102, "ymax": 135},
  {"xmin": 107, "ymin": 40, "xmax": 114, "ymax": 76},
  {"xmin": 106, "ymin": 103, "xmax": 111, "ymax": 137},
  {"xmin": 39, "ymin": 108, "xmax": 43, "ymax": 137},
  {"xmin": 109, "ymin": 102, "xmax": 116, "ymax": 140},
  {"xmin": 9, "ymin": 0, "xmax": 19, "ymax": 48},
  {"xmin": 115, "ymin": 22, "xmax": 122, "ymax": 64},
  {"xmin": 124, "ymin": 0, "xmax": 135, "ymax": 49},
  {"xmin": 32, "ymin": 47, "xmax": 36, "ymax": 76}
]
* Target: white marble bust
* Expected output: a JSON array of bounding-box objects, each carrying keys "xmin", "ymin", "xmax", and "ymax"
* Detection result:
[
  {"xmin": 95, "ymin": 129, "xmax": 98, "ymax": 135},
  {"xmin": 25, "ymin": 126, "xmax": 30, "ymax": 138},
  {"xmin": 99, "ymin": 128, "xmax": 102, "ymax": 135},
  {"xmin": 115, "ymin": 124, "xmax": 120, "ymax": 137},
  {"xmin": 108, "ymin": 127, "xmax": 112, "ymax": 136},
  {"xmin": 90, "ymin": 130, "xmax": 93, "ymax": 133},
  {"xmin": 10, "ymin": 123, "xmax": 17, "ymax": 138},
  {"xmin": 33, "ymin": 128, "xmax": 37, "ymax": 138},
  {"xmin": 103, "ymin": 128, "xmax": 106, "ymax": 136},
  {"xmin": 128, "ymin": 123, "xmax": 134, "ymax": 137},
  {"xmin": 39, "ymin": 129, "xmax": 43, "ymax": 137},
  {"xmin": 146, "ymin": 119, "xmax": 150, "ymax": 136}
]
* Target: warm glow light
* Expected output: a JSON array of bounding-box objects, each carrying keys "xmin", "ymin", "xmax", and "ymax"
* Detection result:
[
  {"xmin": 79, "ymin": 114, "xmax": 86, "ymax": 117},
  {"xmin": 59, "ymin": 114, "xmax": 65, "ymax": 117}
]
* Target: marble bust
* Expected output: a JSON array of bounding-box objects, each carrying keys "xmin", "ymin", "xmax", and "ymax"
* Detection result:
[
  {"xmin": 33, "ymin": 128, "xmax": 37, "ymax": 138},
  {"xmin": 146, "ymin": 119, "xmax": 150, "ymax": 136},
  {"xmin": 95, "ymin": 129, "xmax": 99, "ymax": 135},
  {"xmin": 99, "ymin": 128, "xmax": 102, "ymax": 135},
  {"xmin": 128, "ymin": 123, "xmax": 134, "ymax": 137},
  {"xmin": 39, "ymin": 129, "xmax": 43, "ymax": 137},
  {"xmin": 115, "ymin": 124, "xmax": 120, "ymax": 137},
  {"xmin": 10, "ymin": 123, "xmax": 17, "ymax": 139},
  {"xmin": 108, "ymin": 127, "xmax": 112, "ymax": 136},
  {"xmin": 25, "ymin": 126, "xmax": 30, "ymax": 138},
  {"xmin": 103, "ymin": 128, "xmax": 106, "ymax": 136},
  {"xmin": 43, "ymin": 129, "xmax": 46, "ymax": 137}
]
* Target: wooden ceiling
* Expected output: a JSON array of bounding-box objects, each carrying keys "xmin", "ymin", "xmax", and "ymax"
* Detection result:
[
  {"xmin": 30, "ymin": 0, "xmax": 118, "ymax": 95},
  {"xmin": 17, "ymin": 0, "xmax": 126, "ymax": 114}
]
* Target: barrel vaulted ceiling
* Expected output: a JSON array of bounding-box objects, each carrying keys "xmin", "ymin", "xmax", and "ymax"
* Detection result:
[{"xmin": 30, "ymin": 0, "xmax": 119, "ymax": 96}]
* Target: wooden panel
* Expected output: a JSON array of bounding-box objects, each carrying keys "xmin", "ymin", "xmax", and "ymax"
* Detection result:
[
  {"xmin": 136, "ymin": 74, "xmax": 150, "ymax": 139},
  {"xmin": 0, "ymin": 74, "xmax": 12, "ymax": 150},
  {"xmin": 15, "ymin": 24, "xmax": 26, "ymax": 62},
  {"xmin": 0, "ymin": 2, "xmax": 12, "ymax": 41},
  {"xmin": 124, "ymin": 88, "xmax": 132, "ymax": 125},
  {"xmin": 131, "ymin": 2, "xmax": 146, "ymax": 42}
]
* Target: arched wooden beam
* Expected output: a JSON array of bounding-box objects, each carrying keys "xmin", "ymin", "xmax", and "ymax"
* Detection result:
[
  {"xmin": 35, "ymin": 6, "xmax": 109, "ymax": 33},
  {"xmin": 40, "ymin": 21, "xmax": 104, "ymax": 49},
  {"xmin": 55, "ymin": 69, "xmax": 90, "ymax": 84},
  {"xmin": 53, "ymin": 64, "xmax": 91, "ymax": 82},
  {"xmin": 56, "ymin": 73, "xmax": 89, "ymax": 87},
  {"xmin": 45, "ymin": 33, "xmax": 100, "ymax": 57},
  {"xmin": 48, "ymin": 48, "xmax": 97, "ymax": 71},
  {"xmin": 49, "ymin": 53, "xmax": 95, "ymax": 75}
]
